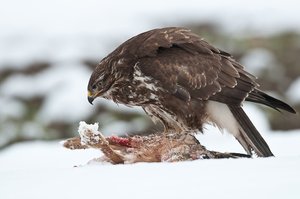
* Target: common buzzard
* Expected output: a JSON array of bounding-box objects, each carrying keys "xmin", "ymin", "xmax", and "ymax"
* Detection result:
[{"xmin": 87, "ymin": 27, "xmax": 296, "ymax": 157}]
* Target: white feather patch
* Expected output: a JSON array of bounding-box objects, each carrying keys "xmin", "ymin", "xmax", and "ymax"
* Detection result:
[{"xmin": 206, "ymin": 101, "xmax": 240, "ymax": 137}]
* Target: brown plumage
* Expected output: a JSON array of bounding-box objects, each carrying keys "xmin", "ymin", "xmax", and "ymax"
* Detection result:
[{"xmin": 87, "ymin": 27, "xmax": 296, "ymax": 157}]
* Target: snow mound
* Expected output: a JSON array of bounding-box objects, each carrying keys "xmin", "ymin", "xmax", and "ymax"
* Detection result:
[
  {"xmin": 78, "ymin": 121, "xmax": 101, "ymax": 145},
  {"xmin": 78, "ymin": 121, "xmax": 99, "ymax": 135}
]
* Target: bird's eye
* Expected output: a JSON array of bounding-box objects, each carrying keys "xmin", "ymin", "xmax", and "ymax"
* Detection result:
[{"xmin": 91, "ymin": 84, "xmax": 97, "ymax": 91}]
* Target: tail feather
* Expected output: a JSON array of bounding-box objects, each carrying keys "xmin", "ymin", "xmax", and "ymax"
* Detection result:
[
  {"xmin": 247, "ymin": 89, "xmax": 296, "ymax": 114},
  {"xmin": 229, "ymin": 105, "xmax": 274, "ymax": 157}
]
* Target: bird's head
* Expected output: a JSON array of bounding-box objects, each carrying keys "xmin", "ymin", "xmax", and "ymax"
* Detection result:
[{"xmin": 87, "ymin": 66, "xmax": 114, "ymax": 105}]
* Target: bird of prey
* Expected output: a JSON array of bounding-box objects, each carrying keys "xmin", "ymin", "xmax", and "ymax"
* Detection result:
[{"xmin": 87, "ymin": 27, "xmax": 296, "ymax": 157}]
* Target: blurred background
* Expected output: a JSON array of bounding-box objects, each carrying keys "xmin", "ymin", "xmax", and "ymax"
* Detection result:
[{"xmin": 0, "ymin": 0, "xmax": 299, "ymax": 149}]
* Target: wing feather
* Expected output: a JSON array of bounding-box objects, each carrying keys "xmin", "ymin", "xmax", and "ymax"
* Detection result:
[{"xmin": 128, "ymin": 27, "xmax": 258, "ymax": 105}]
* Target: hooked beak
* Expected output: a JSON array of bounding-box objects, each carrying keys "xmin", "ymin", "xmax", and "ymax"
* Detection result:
[
  {"xmin": 87, "ymin": 91, "xmax": 94, "ymax": 105},
  {"xmin": 88, "ymin": 96, "xmax": 94, "ymax": 105}
]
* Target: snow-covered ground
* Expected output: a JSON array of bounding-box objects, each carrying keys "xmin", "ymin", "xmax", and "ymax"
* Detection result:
[
  {"xmin": 0, "ymin": 104, "xmax": 300, "ymax": 199},
  {"xmin": 0, "ymin": 130, "xmax": 299, "ymax": 199}
]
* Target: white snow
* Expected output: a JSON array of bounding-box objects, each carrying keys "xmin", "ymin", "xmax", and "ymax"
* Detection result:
[
  {"xmin": 0, "ymin": 97, "xmax": 26, "ymax": 121},
  {"xmin": 240, "ymin": 48, "xmax": 276, "ymax": 76},
  {"xmin": 1, "ymin": 0, "xmax": 300, "ymax": 38},
  {"xmin": 0, "ymin": 130, "xmax": 300, "ymax": 199},
  {"xmin": 0, "ymin": 63, "xmax": 96, "ymax": 123},
  {"xmin": 0, "ymin": 63, "xmax": 89, "ymax": 99},
  {"xmin": 78, "ymin": 121, "xmax": 101, "ymax": 145},
  {"xmin": 78, "ymin": 121, "xmax": 99, "ymax": 135},
  {"xmin": 286, "ymin": 77, "xmax": 300, "ymax": 103},
  {"xmin": 1, "ymin": 0, "xmax": 300, "ymax": 68}
]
